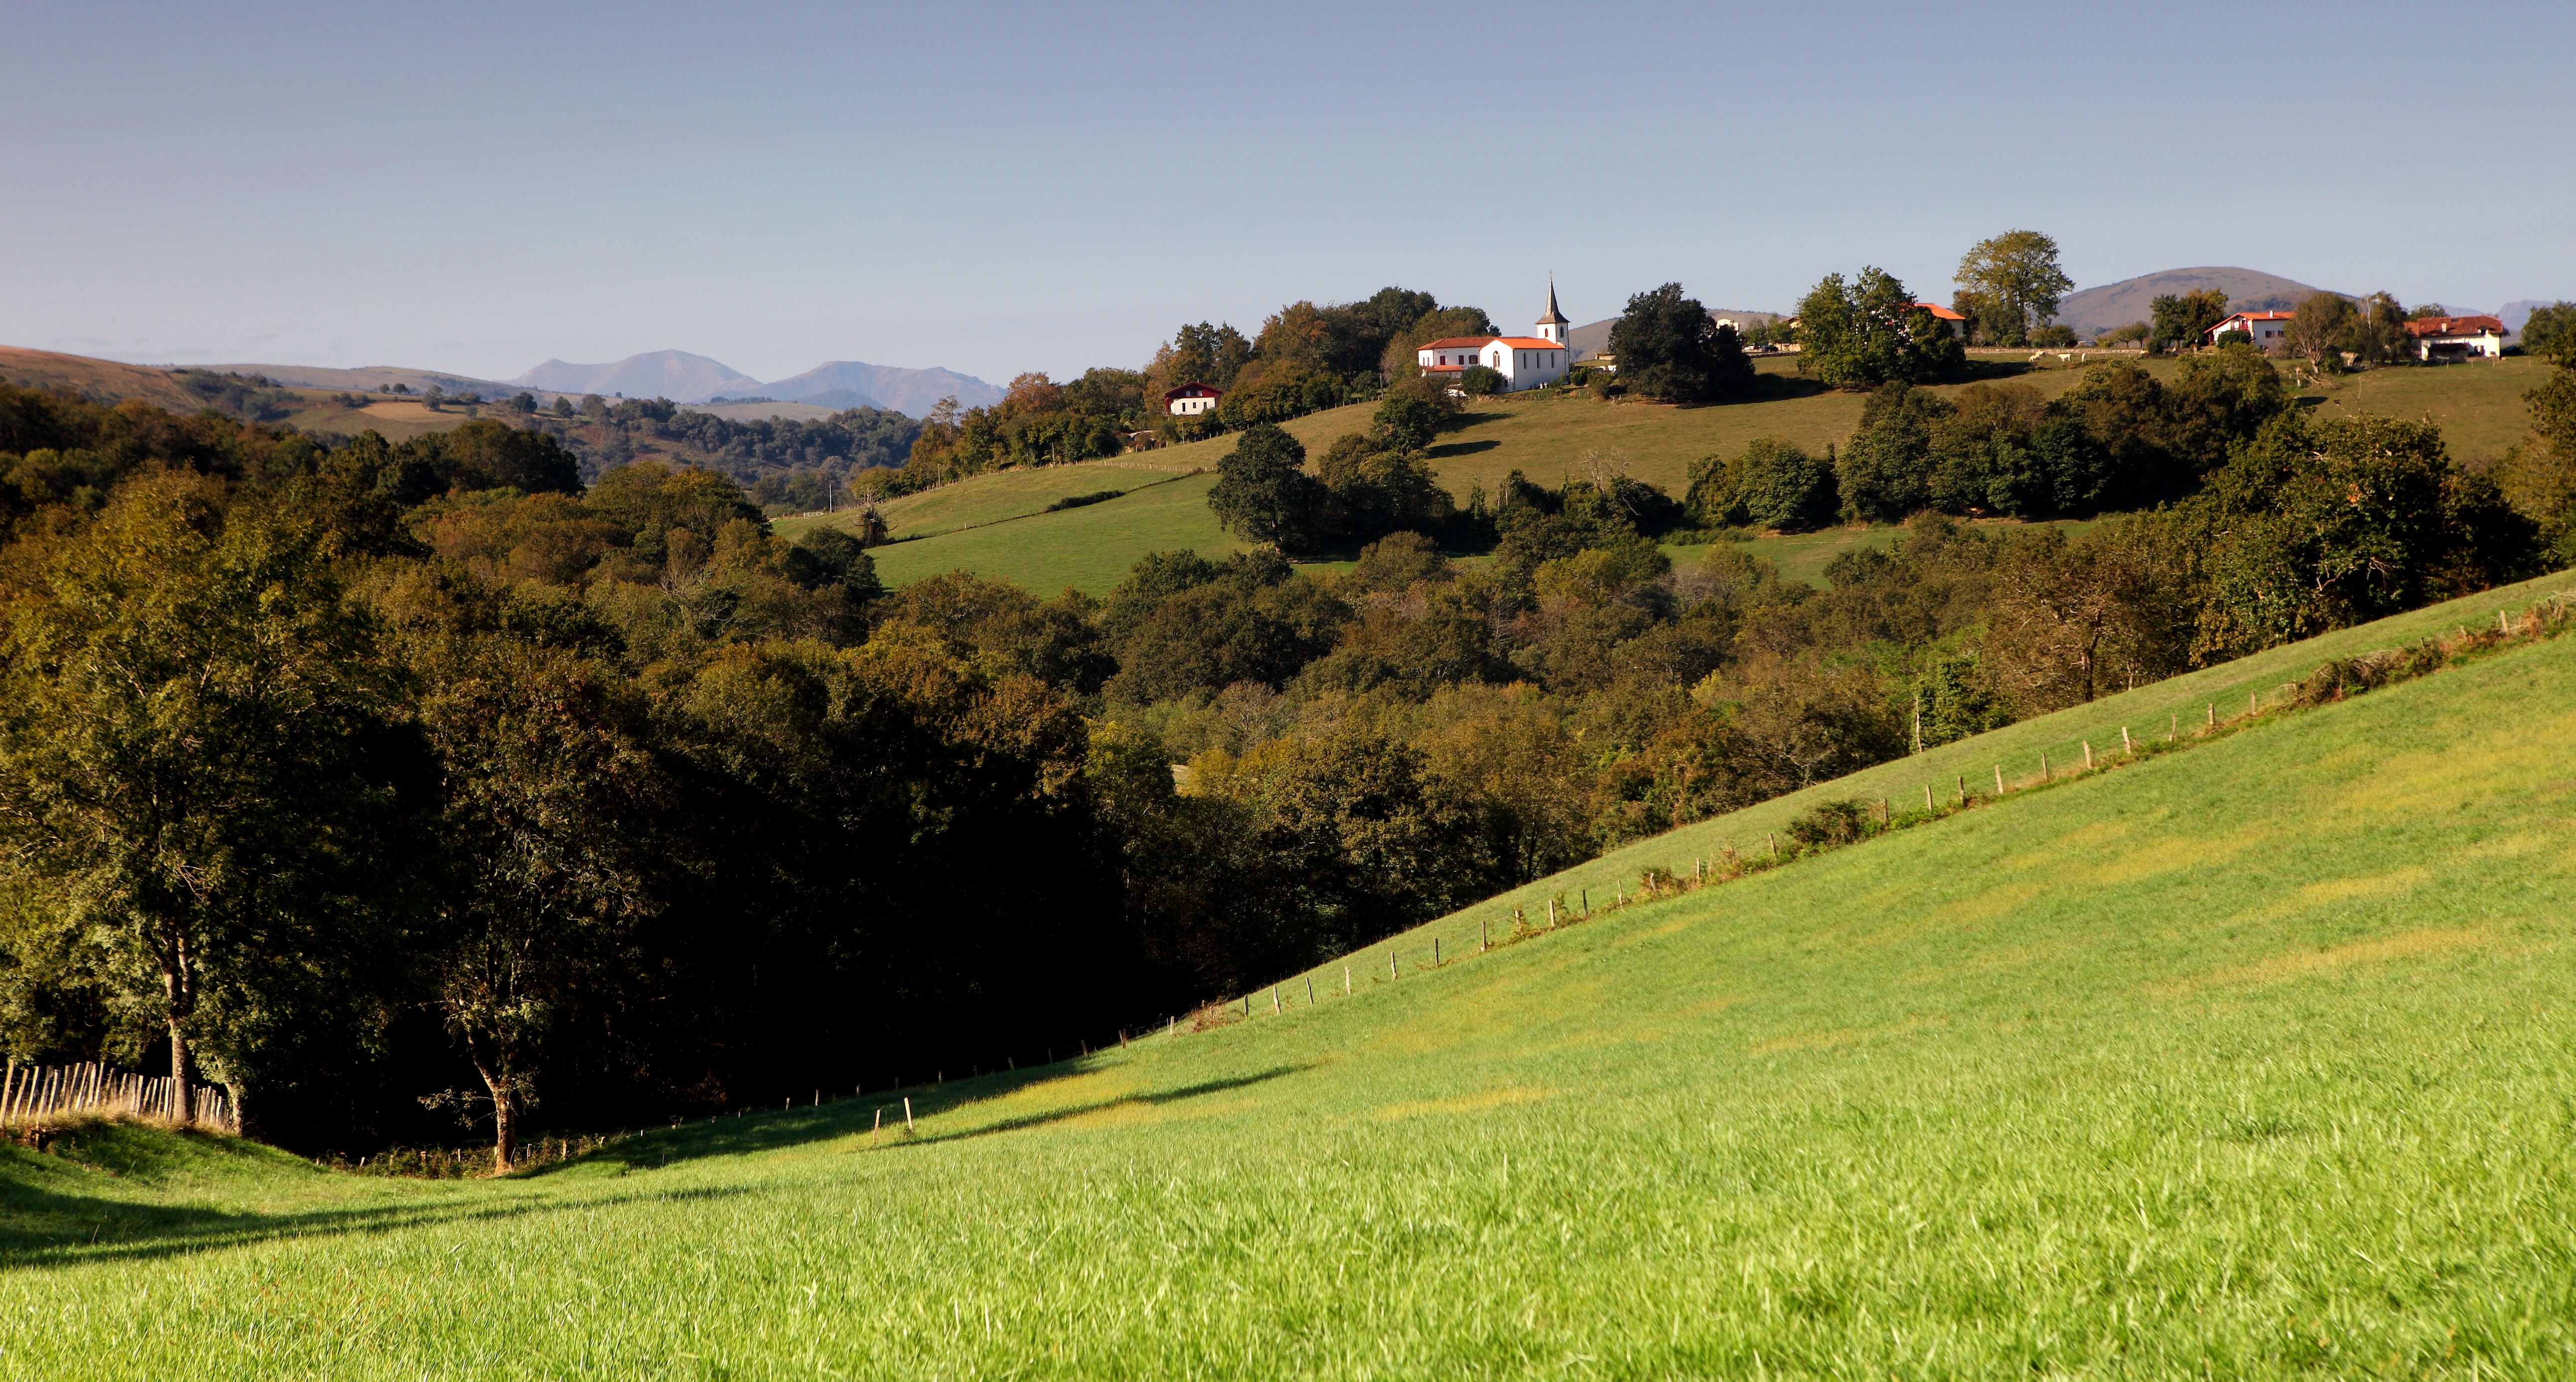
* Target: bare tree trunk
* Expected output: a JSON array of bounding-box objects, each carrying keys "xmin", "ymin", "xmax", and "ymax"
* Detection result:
[
  {"xmin": 476, "ymin": 1061, "xmax": 517, "ymax": 1172},
  {"xmin": 163, "ymin": 934, "xmax": 196, "ymax": 1124}
]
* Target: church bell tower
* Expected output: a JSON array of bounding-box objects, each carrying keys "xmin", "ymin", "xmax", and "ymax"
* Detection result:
[{"xmin": 1534, "ymin": 279, "xmax": 1571, "ymax": 347}]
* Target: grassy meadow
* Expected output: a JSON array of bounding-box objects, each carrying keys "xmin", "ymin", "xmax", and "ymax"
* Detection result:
[{"xmin": 6, "ymin": 575, "xmax": 2576, "ymax": 1378}]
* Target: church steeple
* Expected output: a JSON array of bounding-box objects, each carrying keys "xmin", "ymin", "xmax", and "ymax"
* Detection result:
[{"xmin": 1534, "ymin": 278, "xmax": 1570, "ymax": 346}]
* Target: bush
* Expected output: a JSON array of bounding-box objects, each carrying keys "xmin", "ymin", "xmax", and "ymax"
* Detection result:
[
  {"xmin": 1784, "ymin": 798, "xmax": 1875, "ymax": 849},
  {"xmin": 1459, "ymin": 365, "xmax": 1505, "ymax": 396}
]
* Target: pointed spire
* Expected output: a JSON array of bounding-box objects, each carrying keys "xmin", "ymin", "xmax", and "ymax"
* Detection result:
[{"xmin": 1536, "ymin": 277, "xmax": 1570, "ymax": 327}]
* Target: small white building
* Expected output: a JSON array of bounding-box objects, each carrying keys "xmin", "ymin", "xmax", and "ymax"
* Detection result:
[
  {"xmin": 1414, "ymin": 284, "xmax": 1574, "ymax": 391},
  {"xmin": 2206, "ymin": 311, "xmax": 2295, "ymax": 350},
  {"xmin": 1163, "ymin": 382, "xmax": 1222, "ymax": 416},
  {"xmin": 2403, "ymin": 315, "xmax": 2507, "ymax": 361}
]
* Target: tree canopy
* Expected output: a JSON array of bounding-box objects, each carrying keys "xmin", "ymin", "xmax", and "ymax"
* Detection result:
[
  {"xmin": 1953, "ymin": 230, "xmax": 2074, "ymax": 346},
  {"xmin": 1607, "ymin": 284, "xmax": 1755, "ymax": 403}
]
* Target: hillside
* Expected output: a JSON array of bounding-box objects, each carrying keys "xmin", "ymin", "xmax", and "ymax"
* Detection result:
[
  {"xmin": 0, "ymin": 346, "xmax": 207, "ymax": 409},
  {"xmin": 189, "ymin": 361, "xmax": 525, "ymax": 398},
  {"xmin": 808, "ymin": 353, "xmax": 2548, "ymax": 596},
  {"xmin": 2055, "ymin": 266, "xmax": 2337, "ymax": 337},
  {"xmin": 5, "ymin": 574, "xmax": 2573, "ymax": 1375}
]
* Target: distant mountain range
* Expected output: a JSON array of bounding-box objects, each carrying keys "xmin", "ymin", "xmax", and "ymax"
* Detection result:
[
  {"xmin": 733, "ymin": 360, "xmax": 1006, "ymax": 416},
  {"xmin": 500, "ymin": 350, "xmax": 1001, "ymax": 417},
  {"xmin": 509, "ymin": 351, "xmax": 765, "ymax": 404}
]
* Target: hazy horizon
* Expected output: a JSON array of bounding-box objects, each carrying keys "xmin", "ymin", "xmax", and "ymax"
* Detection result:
[{"xmin": 6, "ymin": 0, "xmax": 2570, "ymax": 386}]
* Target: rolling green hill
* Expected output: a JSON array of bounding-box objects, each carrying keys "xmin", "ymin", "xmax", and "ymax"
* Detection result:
[
  {"xmin": 7, "ymin": 574, "xmax": 2575, "ymax": 1377},
  {"xmin": 792, "ymin": 356, "xmax": 2553, "ymax": 598}
]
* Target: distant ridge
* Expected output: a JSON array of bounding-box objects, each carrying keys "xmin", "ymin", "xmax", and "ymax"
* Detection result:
[
  {"xmin": 2054, "ymin": 267, "xmax": 2338, "ymax": 338},
  {"xmin": 510, "ymin": 350, "xmax": 764, "ymax": 404},
  {"xmin": 195, "ymin": 361, "xmax": 522, "ymax": 397},
  {"xmin": 741, "ymin": 361, "xmax": 1004, "ymax": 418}
]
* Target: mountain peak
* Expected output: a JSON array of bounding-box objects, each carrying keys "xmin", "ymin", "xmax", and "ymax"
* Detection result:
[{"xmin": 508, "ymin": 350, "xmax": 763, "ymax": 404}]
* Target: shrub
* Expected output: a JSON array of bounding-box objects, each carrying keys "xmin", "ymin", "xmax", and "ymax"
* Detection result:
[{"xmin": 1784, "ymin": 798, "xmax": 1875, "ymax": 849}]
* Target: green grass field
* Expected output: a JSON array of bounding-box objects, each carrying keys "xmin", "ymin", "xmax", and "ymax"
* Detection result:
[
  {"xmin": 865, "ymin": 468, "xmax": 1260, "ymax": 595},
  {"xmin": 7, "ymin": 573, "xmax": 2576, "ymax": 1377},
  {"xmin": 773, "ymin": 457, "xmax": 1203, "ymax": 545}
]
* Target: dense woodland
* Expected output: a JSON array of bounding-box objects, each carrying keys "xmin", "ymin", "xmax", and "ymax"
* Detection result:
[{"xmin": 3, "ymin": 277, "xmax": 2574, "ymax": 1168}]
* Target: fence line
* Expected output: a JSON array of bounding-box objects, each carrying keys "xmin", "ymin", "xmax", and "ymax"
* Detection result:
[{"xmin": 0, "ymin": 1060, "xmax": 239, "ymax": 1136}]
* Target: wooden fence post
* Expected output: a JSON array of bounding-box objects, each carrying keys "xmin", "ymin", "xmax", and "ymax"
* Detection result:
[
  {"xmin": 2121, "ymin": 727, "xmax": 2132, "ymax": 754},
  {"xmin": 903, "ymin": 1097, "xmax": 914, "ymax": 1132},
  {"xmin": 1924, "ymin": 784, "xmax": 1934, "ymax": 812},
  {"xmin": 2083, "ymin": 741, "xmax": 2093, "ymax": 770},
  {"xmin": 1994, "ymin": 764, "xmax": 2005, "ymax": 795},
  {"xmin": 2040, "ymin": 751, "xmax": 2049, "ymax": 780},
  {"xmin": 2207, "ymin": 702, "xmax": 2215, "ymax": 730},
  {"xmin": 1345, "ymin": 964, "xmax": 1351, "ymax": 996}
]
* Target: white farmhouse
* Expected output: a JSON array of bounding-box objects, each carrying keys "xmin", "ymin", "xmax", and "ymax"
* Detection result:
[
  {"xmin": 2205, "ymin": 311, "xmax": 2295, "ymax": 350},
  {"xmin": 1414, "ymin": 284, "xmax": 1575, "ymax": 391},
  {"xmin": 2403, "ymin": 315, "xmax": 2507, "ymax": 361},
  {"xmin": 1163, "ymin": 382, "xmax": 1222, "ymax": 416}
]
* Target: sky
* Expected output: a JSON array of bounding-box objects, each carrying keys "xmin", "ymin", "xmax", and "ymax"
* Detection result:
[{"xmin": 4, "ymin": 0, "xmax": 2572, "ymax": 388}]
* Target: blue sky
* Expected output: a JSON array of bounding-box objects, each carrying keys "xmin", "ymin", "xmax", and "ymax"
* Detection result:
[{"xmin": 4, "ymin": 0, "xmax": 2570, "ymax": 386}]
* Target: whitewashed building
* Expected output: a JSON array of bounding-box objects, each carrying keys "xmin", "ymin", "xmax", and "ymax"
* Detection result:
[
  {"xmin": 2205, "ymin": 311, "xmax": 2295, "ymax": 350},
  {"xmin": 1163, "ymin": 382, "xmax": 1222, "ymax": 416},
  {"xmin": 1414, "ymin": 285, "xmax": 1575, "ymax": 391},
  {"xmin": 2403, "ymin": 315, "xmax": 2507, "ymax": 361}
]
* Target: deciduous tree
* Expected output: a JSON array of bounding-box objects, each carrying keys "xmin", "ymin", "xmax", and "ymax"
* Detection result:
[{"xmin": 1954, "ymin": 230, "xmax": 2074, "ymax": 346}]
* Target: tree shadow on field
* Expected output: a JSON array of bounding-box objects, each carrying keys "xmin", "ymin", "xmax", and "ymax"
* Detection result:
[
  {"xmin": 562, "ymin": 1063, "xmax": 1304, "ymax": 1172},
  {"xmin": 0, "ymin": 1134, "xmax": 747, "ymax": 1270}
]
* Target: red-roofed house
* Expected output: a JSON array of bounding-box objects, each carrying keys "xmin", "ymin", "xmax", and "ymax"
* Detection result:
[
  {"xmin": 1912, "ymin": 301, "xmax": 1969, "ymax": 339},
  {"xmin": 2205, "ymin": 311, "xmax": 2296, "ymax": 350},
  {"xmin": 1163, "ymin": 381, "xmax": 1222, "ymax": 416},
  {"xmin": 2403, "ymin": 315, "xmax": 2507, "ymax": 361},
  {"xmin": 1414, "ymin": 283, "xmax": 1574, "ymax": 391}
]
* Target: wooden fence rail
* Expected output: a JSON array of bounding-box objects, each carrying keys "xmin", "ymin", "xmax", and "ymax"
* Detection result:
[{"xmin": 0, "ymin": 1060, "xmax": 238, "ymax": 1136}]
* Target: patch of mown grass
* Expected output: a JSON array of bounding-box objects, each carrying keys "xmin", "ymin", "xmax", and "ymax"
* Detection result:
[
  {"xmin": 867, "ymin": 468, "xmax": 1261, "ymax": 594},
  {"xmin": 6, "ymin": 577, "xmax": 2576, "ymax": 1376}
]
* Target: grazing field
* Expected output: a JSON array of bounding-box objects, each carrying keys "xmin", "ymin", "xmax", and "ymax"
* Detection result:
[
  {"xmin": 2306, "ymin": 355, "xmax": 2552, "ymax": 464},
  {"xmin": 6, "ymin": 574, "xmax": 2576, "ymax": 1378},
  {"xmin": 773, "ymin": 456, "xmax": 1203, "ymax": 545},
  {"xmin": 865, "ymin": 468, "xmax": 1260, "ymax": 595}
]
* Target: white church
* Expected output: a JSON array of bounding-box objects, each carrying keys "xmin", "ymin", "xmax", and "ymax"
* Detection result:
[{"xmin": 1415, "ymin": 284, "xmax": 1574, "ymax": 391}]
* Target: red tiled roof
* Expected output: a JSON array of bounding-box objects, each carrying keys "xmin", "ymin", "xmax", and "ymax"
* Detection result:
[
  {"xmin": 1417, "ymin": 336, "xmax": 1501, "ymax": 351},
  {"xmin": 1490, "ymin": 337, "xmax": 1562, "ymax": 349},
  {"xmin": 1913, "ymin": 302, "xmax": 1967, "ymax": 322},
  {"xmin": 2403, "ymin": 315, "xmax": 2505, "ymax": 337},
  {"xmin": 1162, "ymin": 382, "xmax": 1221, "ymax": 400}
]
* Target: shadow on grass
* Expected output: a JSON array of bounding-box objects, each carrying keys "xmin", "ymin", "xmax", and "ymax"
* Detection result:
[
  {"xmin": 562, "ymin": 1063, "xmax": 1304, "ymax": 1172},
  {"xmin": 0, "ymin": 1127, "xmax": 747, "ymax": 1270}
]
